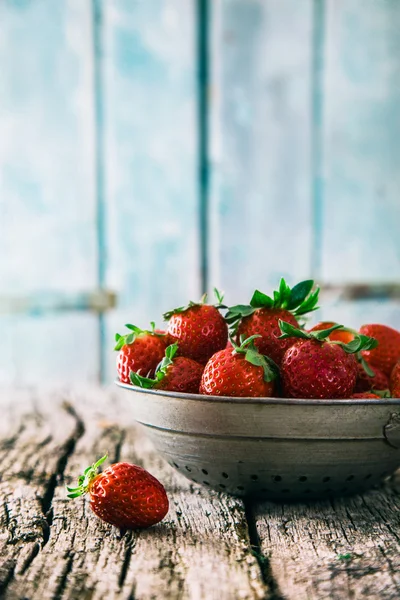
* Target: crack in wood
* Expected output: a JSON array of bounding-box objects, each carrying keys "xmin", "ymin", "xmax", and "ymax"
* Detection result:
[{"xmin": 244, "ymin": 501, "xmax": 285, "ymax": 600}]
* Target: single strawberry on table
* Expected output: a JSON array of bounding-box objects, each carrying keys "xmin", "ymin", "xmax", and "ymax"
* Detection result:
[
  {"xmin": 130, "ymin": 342, "xmax": 204, "ymax": 394},
  {"xmin": 279, "ymin": 321, "xmax": 378, "ymax": 399},
  {"xmin": 115, "ymin": 323, "xmax": 168, "ymax": 384},
  {"xmin": 359, "ymin": 323, "xmax": 400, "ymax": 377},
  {"xmin": 67, "ymin": 455, "xmax": 169, "ymax": 529},
  {"xmin": 164, "ymin": 289, "xmax": 228, "ymax": 365},
  {"xmin": 225, "ymin": 279, "xmax": 320, "ymax": 366},
  {"xmin": 200, "ymin": 335, "xmax": 278, "ymax": 397}
]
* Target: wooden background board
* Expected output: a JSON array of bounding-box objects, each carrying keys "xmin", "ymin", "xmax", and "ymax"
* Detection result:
[
  {"xmin": 101, "ymin": 0, "xmax": 200, "ymax": 382},
  {"xmin": 1, "ymin": 0, "xmax": 400, "ymax": 384},
  {"xmin": 209, "ymin": 0, "xmax": 314, "ymax": 301},
  {"xmin": 0, "ymin": 0, "xmax": 99, "ymax": 382}
]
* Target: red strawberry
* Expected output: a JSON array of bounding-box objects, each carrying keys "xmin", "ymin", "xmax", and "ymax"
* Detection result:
[
  {"xmin": 226, "ymin": 279, "xmax": 320, "ymax": 365},
  {"xmin": 309, "ymin": 322, "xmax": 355, "ymax": 344},
  {"xmin": 131, "ymin": 343, "xmax": 204, "ymax": 394},
  {"xmin": 200, "ymin": 335, "xmax": 277, "ymax": 397},
  {"xmin": 359, "ymin": 324, "xmax": 400, "ymax": 377},
  {"xmin": 350, "ymin": 392, "xmax": 381, "ymax": 399},
  {"xmin": 67, "ymin": 455, "xmax": 169, "ymax": 529},
  {"xmin": 115, "ymin": 323, "xmax": 168, "ymax": 384},
  {"xmin": 354, "ymin": 361, "xmax": 389, "ymax": 393},
  {"xmin": 279, "ymin": 321, "xmax": 377, "ymax": 399},
  {"xmin": 164, "ymin": 289, "xmax": 228, "ymax": 365},
  {"xmin": 390, "ymin": 362, "xmax": 400, "ymax": 398}
]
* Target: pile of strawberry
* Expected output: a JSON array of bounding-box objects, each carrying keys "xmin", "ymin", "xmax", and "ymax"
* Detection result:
[{"xmin": 115, "ymin": 279, "xmax": 400, "ymax": 400}]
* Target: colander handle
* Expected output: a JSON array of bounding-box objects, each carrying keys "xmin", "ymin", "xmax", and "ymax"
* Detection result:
[{"xmin": 384, "ymin": 413, "xmax": 400, "ymax": 449}]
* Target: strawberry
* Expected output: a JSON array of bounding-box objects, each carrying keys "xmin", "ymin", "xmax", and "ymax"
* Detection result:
[
  {"xmin": 354, "ymin": 361, "xmax": 389, "ymax": 393},
  {"xmin": 309, "ymin": 322, "xmax": 355, "ymax": 344},
  {"xmin": 350, "ymin": 392, "xmax": 381, "ymax": 399},
  {"xmin": 200, "ymin": 335, "xmax": 277, "ymax": 397},
  {"xmin": 130, "ymin": 343, "xmax": 204, "ymax": 394},
  {"xmin": 67, "ymin": 455, "xmax": 169, "ymax": 529},
  {"xmin": 390, "ymin": 362, "xmax": 400, "ymax": 398},
  {"xmin": 226, "ymin": 279, "xmax": 320, "ymax": 365},
  {"xmin": 164, "ymin": 289, "xmax": 228, "ymax": 365},
  {"xmin": 359, "ymin": 324, "xmax": 400, "ymax": 377},
  {"xmin": 115, "ymin": 323, "xmax": 168, "ymax": 384},
  {"xmin": 279, "ymin": 321, "xmax": 377, "ymax": 399}
]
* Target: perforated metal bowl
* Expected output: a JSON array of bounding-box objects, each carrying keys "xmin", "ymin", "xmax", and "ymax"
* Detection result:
[{"xmin": 116, "ymin": 381, "xmax": 400, "ymax": 501}]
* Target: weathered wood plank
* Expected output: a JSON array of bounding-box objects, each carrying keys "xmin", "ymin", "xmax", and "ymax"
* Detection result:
[
  {"xmin": 321, "ymin": 0, "xmax": 400, "ymax": 284},
  {"xmin": 209, "ymin": 0, "xmax": 314, "ymax": 301},
  {"xmin": 253, "ymin": 483, "xmax": 400, "ymax": 599},
  {"xmin": 0, "ymin": 0, "xmax": 99, "ymax": 385},
  {"xmin": 102, "ymin": 1, "xmax": 201, "ymax": 381},
  {"xmin": 0, "ymin": 0, "xmax": 97, "ymax": 293},
  {"xmin": 0, "ymin": 388, "xmax": 267, "ymax": 599}
]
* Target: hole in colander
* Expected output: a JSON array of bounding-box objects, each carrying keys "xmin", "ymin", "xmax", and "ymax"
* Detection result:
[
  {"xmin": 346, "ymin": 475, "xmax": 354, "ymax": 481},
  {"xmin": 203, "ymin": 481, "xmax": 210, "ymax": 485},
  {"xmin": 251, "ymin": 474, "xmax": 258, "ymax": 481},
  {"xmin": 219, "ymin": 484, "xmax": 226, "ymax": 489},
  {"xmin": 222, "ymin": 472, "xmax": 229, "ymax": 479},
  {"xmin": 173, "ymin": 462, "xmax": 179, "ymax": 469},
  {"xmin": 299, "ymin": 476, "xmax": 307, "ymax": 482},
  {"xmin": 274, "ymin": 476, "xmax": 282, "ymax": 482},
  {"xmin": 364, "ymin": 474, "xmax": 372, "ymax": 480},
  {"xmin": 323, "ymin": 476, "xmax": 331, "ymax": 482},
  {"xmin": 185, "ymin": 466, "xmax": 192, "ymax": 472},
  {"xmin": 237, "ymin": 485, "xmax": 245, "ymax": 491},
  {"xmin": 202, "ymin": 469, "xmax": 208, "ymax": 475}
]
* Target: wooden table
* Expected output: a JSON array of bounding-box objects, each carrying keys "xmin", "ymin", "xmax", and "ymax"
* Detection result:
[{"xmin": 1, "ymin": 387, "xmax": 400, "ymax": 600}]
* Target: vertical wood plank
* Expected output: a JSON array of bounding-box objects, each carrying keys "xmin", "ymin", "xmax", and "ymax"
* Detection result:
[
  {"xmin": 103, "ymin": 0, "xmax": 200, "ymax": 380},
  {"xmin": 209, "ymin": 0, "xmax": 314, "ymax": 303},
  {"xmin": 322, "ymin": 0, "xmax": 400, "ymax": 284},
  {"xmin": 319, "ymin": 0, "xmax": 400, "ymax": 329},
  {"xmin": 0, "ymin": 0, "xmax": 99, "ymax": 383}
]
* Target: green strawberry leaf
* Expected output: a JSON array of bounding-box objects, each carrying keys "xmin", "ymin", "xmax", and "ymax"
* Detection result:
[
  {"xmin": 244, "ymin": 348, "xmax": 278, "ymax": 383},
  {"xmin": 114, "ymin": 323, "xmax": 164, "ymax": 351},
  {"xmin": 293, "ymin": 287, "xmax": 320, "ymax": 316},
  {"xmin": 250, "ymin": 290, "xmax": 274, "ymax": 309},
  {"xmin": 287, "ymin": 280, "xmax": 314, "ymax": 310},
  {"xmin": 66, "ymin": 454, "xmax": 108, "ymax": 499},
  {"xmin": 359, "ymin": 355, "xmax": 376, "ymax": 377},
  {"xmin": 214, "ymin": 287, "xmax": 225, "ymax": 305},
  {"xmin": 278, "ymin": 320, "xmax": 312, "ymax": 340},
  {"xmin": 337, "ymin": 334, "xmax": 378, "ymax": 354},
  {"xmin": 372, "ymin": 388, "xmax": 392, "ymax": 398},
  {"xmin": 311, "ymin": 324, "xmax": 344, "ymax": 340},
  {"xmin": 130, "ymin": 371, "xmax": 157, "ymax": 389}
]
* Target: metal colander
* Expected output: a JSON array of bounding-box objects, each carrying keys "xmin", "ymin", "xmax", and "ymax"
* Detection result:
[{"xmin": 116, "ymin": 382, "xmax": 400, "ymax": 501}]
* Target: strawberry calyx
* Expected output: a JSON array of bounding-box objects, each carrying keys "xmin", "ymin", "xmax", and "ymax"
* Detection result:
[
  {"xmin": 371, "ymin": 388, "xmax": 392, "ymax": 399},
  {"xmin": 230, "ymin": 335, "xmax": 279, "ymax": 383},
  {"xmin": 278, "ymin": 320, "xmax": 378, "ymax": 354},
  {"xmin": 163, "ymin": 288, "xmax": 225, "ymax": 320},
  {"xmin": 130, "ymin": 343, "xmax": 179, "ymax": 389},
  {"xmin": 66, "ymin": 454, "xmax": 108, "ymax": 498},
  {"xmin": 114, "ymin": 322, "xmax": 165, "ymax": 351},
  {"xmin": 225, "ymin": 279, "xmax": 320, "ymax": 332}
]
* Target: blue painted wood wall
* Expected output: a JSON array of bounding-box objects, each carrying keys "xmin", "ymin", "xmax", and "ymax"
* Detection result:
[{"xmin": 1, "ymin": 0, "xmax": 399, "ymax": 385}]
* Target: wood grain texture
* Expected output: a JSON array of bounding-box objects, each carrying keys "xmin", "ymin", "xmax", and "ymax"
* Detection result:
[
  {"xmin": 102, "ymin": 1, "xmax": 201, "ymax": 381},
  {"xmin": 209, "ymin": 0, "xmax": 314, "ymax": 302},
  {"xmin": 321, "ymin": 0, "xmax": 400, "ymax": 284},
  {"xmin": 253, "ymin": 482, "xmax": 400, "ymax": 599},
  {"xmin": 0, "ymin": 388, "xmax": 267, "ymax": 600}
]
